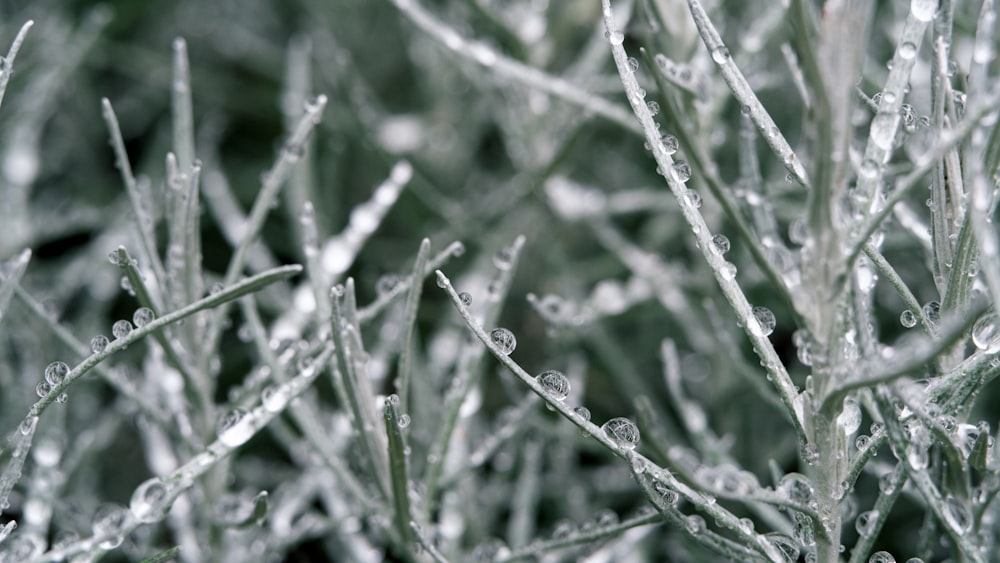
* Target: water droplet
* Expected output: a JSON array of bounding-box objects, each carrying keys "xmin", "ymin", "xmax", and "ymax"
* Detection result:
[
  {"xmin": 906, "ymin": 441, "xmax": 928, "ymax": 470},
  {"xmin": 972, "ymin": 312, "xmax": 1000, "ymax": 352},
  {"xmin": 869, "ymin": 551, "xmax": 896, "ymax": 563},
  {"xmin": 489, "ymin": 328, "xmax": 517, "ymax": 355},
  {"xmin": 36, "ymin": 382, "xmax": 51, "ymax": 398},
  {"xmin": 766, "ymin": 533, "xmax": 800, "ymax": 562},
  {"xmin": 19, "ymin": 415, "xmax": 38, "ymax": 436},
  {"xmin": 627, "ymin": 57, "xmax": 639, "ymax": 72},
  {"xmin": 602, "ymin": 417, "xmax": 640, "ymax": 450},
  {"xmin": 214, "ymin": 492, "xmax": 259, "ymax": 527},
  {"xmin": 262, "ymin": 384, "xmax": 291, "ymax": 413},
  {"xmin": 711, "ymin": 46, "xmax": 731, "ymax": 64},
  {"xmin": 536, "ymin": 370, "xmax": 570, "ymax": 401},
  {"xmin": 672, "ymin": 160, "xmax": 692, "ymax": 183},
  {"xmin": 108, "ymin": 249, "xmax": 124, "ymax": 266},
  {"xmin": 660, "ymin": 134, "xmax": 678, "ymax": 154},
  {"xmin": 710, "ymin": 234, "xmax": 730, "ymax": 255},
  {"xmin": 922, "ymin": 301, "xmax": 940, "ymax": 325},
  {"xmin": 398, "ymin": 414, "xmax": 411, "ymax": 429},
  {"xmin": 112, "ymin": 320, "xmax": 133, "ymax": 340},
  {"xmin": 646, "ymin": 101, "xmax": 660, "ymax": 116},
  {"xmin": 685, "ymin": 514, "xmax": 706, "ymax": 534},
  {"xmin": 870, "ymin": 115, "xmax": 896, "ymax": 150},
  {"xmin": 837, "ymin": 396, "xmax": 862, "ymax": 435},
  {"xmin": 900, "ymin": 309, "xmax": 917, "ymax": 328},
  {"xmin": 552, "ymin": 520, "xmax": 574, "ymax": 539},
  {"xmin": 217, "ymin": 408, "xmax": 254, "ymax": 448},
  {"xmin": 132, "ymin": 307, "xmax": 155, "ymax": 328},
  {"xmin": 750, "ymin": 306, "xmax": 776, "ymax": 337},
  {"xmin": 778, "ymin": 473, "xmax": 816, "ymax": 506},
  {"xmin": 855, "ymin": 510, "xmax": 879, "ymax": 537},
  {"xmin": 492, "ymin": 247, "xmax": 514, "ymax": 271},
  {"xmin": 130, "ymin": 478, "xmax": 171, "ymax": 523},
  {"xmin": 860, "ymin": 158, "xmax": 879, "ymax": 180},
  {"xmin": 210, "ymin": 282, "xmax": 224, "ymax": 295},
  {"xmin": 459, "ymin": 292, "xmax": 472, "ymax": 307},
  {"xmin": 942, "ymin": 495, "xmax": 971, "ymax": 533},
  {"xmin": 56, "ymin": 393, "xmax": 68, "ymax": 403},
  {"xmin": 879, "ymin": 471, "xmax": 898, "ymax": 494},
  {"xmin": 720, "ymin": 261, "xmax": 737, "ymax": 280},
  {"xmin": 91, "ymin": 335, "xmax": 110, "ymax": 354},
  {"xmin": 44, "ymin": 361, "xmax": 70, "ymax": 386},
  {"xmin": 92, "ymin": 504, "xmax": 129, "ymax": 548},
  {"xmin": 910, "ymin": 0, "xmax": 938, "ymax": 22},
  {"xmin": 607, "ymin": 30, "xmax": 625, "ymax": 45},
  {"xmin": 855, "ymin": 435, "xmax": 871, "ymax": 450},
  {"xmin": 376, "ymin": 274, "xmax": 402, "ymax": 295},
  {"xmin": 574, "ymin": 406, "xmax": 591, "ymax": 436}
]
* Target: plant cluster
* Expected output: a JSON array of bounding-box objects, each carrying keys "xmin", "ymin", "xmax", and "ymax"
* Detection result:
[{"xmin": 2, "ymin": 0, "xmax": 1000, "ymax": 561}]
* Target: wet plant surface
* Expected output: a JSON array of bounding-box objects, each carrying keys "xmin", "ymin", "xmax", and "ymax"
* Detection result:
[{"xmin": 2, "ymin": 1, "xmax": 1000, "ymax": 561}]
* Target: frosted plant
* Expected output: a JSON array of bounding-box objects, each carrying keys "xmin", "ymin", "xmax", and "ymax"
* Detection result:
[{"xmin": 1, "ymin": 0, "xmax": 1000, "ymax": 562}]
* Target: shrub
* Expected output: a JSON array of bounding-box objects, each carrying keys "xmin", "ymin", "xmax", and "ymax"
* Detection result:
[{"xmin": 1, "ymin": 0, "xmax": 999, "ymax": 561}]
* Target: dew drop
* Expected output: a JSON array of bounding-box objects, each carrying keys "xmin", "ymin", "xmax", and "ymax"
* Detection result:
[
  {"xmin": 91, "ymin": 335, "xmax": 110, "ymax": 353},
  {"xmin": 36, "ymin": 382, "xmax": 51, "ymax": 398},
  {"xmin": 132, "ymin": 307, "xmax": 155, "ymax": 328},
  {"xmin": 261, "ymin": 384, "xmax": 291, "ymax": 413},
  {"xmin": 459, "ymin": 292, "xmax": 472, "ymax": 307},
  {"xmin": 869, "ymin": 551, "xmax": 896, "ymax": 563},
  {"xmin": 711, "ymin": 46, "xmax": 731, "ymax": 64},
  {"xmin": 492, "ymin": 247, "xmax": 514, "ymax": 271},
  {"xmin": 108, "ymin": 249, "xmax": 123, "ymax": 266},
  {"xmin": 910, "ymin": 0, "xmax": 938, "ymax": 22},
  {"xmin": 921, "ymin": 301, "xmax": 940, "ymax": 325},
  {"xmin": 778, "ymin": 473, "xmax": 815, "ymax": 506},
  {"xmin": 855, "ymin": 435, "xmax": 871, "ymax": 450},
  {"xmin": 720, "ymin": 261, "xmax": 737, "ymax": 280},
  {"xmin": 899, "ymin": 309, "xmax": 917, "ymax": 328},
  {"xmin": 536, "ymin": 370, "xmax": 570, "ymax": 401},
  {"xmin": 710, "ymin": 234, "xmax": 730, "ymax": 255},
  {"xmin": 766, "ymin": 533, "xmax": 800, "ymax": 562},
  {"xmin": 376, "ymin": 274, "xmax": 402, "ymax": 295},
  {"xmin": 130, "ymin": 478, "xmax": 171, "ymax": 523},
  {"xmin": 489, "ymin": 328, "xmax": 517, "ymax": 355},
  {"xmin": 685, "ymin": 514, "xmax": 706, "ymax": 534},
  {"xmin": 879, "ymin": 472, "xmax": 898, "ymax": 494},
  {"xmin": 398, "ymin": 414, "xmax": 411, "ymax": 429},
  {"xmin": 44, "ymin": 361, "xmax": 70, "ymax": 386},
  {"xmin": 607, "ymin": 30, "xmax": 625, "ymax": 45},
  {"xmin": 972, "ymin": 312, "xmax": 1000, "ymax": 352},
  {"xmin": 627, "ymin": 57, "xmax": 639, "ymax": 72},
  {"xmin": 646, "ymin": 101, "xmax": 660, "ymax": 116},
  {"xmin": 855, "ymin": 510, "xmax": 879, "ymax": 537},
  {"xmin": 19, "ymin": 415, "xmax": 38, "ymax": 436},
  {"xmin": 92, "ymin": 504, "xmax": 129, "ymax": 549},
  {"xmin": 860, "ymin": 158, "xmax": 879, "ymax": 180},
  {"xmin": 112, "ymin": 320, "xmax": 133, "ymax": 340},
  {"xmin": 653, "ymin": 479, "xmax": 678, "ymax": 505},
  {"xmin": 672, "ymin": 160, "xmax": 692, "ymax": 183},
  {"xmin": 217, "ymin": 408, "xmax": 255, "ymax": 448},
  {"xmin": 750, "ymin": 306, "xmax": 776, "ymax": 337},
  {"xmin": 660, "ymin": 134, "xmax": 678, "ymax": 154},
  {"xmin": 941, "ymin": 495, "xmax": 971, "ymax": 533},
  {"xmin": 837, "ymin": 396, "xmax": 862, "ymax": 435},
  {"xmin": 602, "ymin": 417, "xmax": 640, "ymax": 450},
  {"xmin": 56, "ymin": 393, "xmax": 68, "ymax": 404}
]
